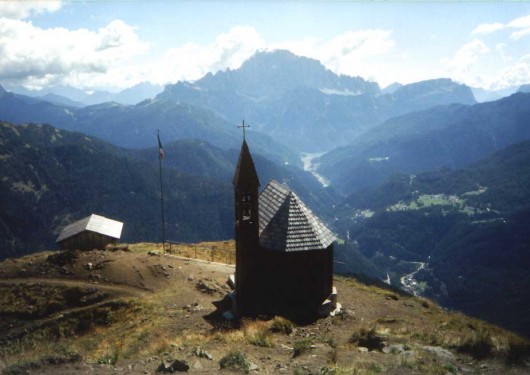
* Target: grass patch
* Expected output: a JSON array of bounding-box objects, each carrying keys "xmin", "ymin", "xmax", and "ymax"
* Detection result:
[
  {"xmin": 0, "ymin": 284, "xmax": 108, "ymax": 320},
  {"xmin": 242, "ymin": 320, "xmax": 274, "ymax": 348},
  {"xmin": 457, "ymin": 332, "xmax": 494, "ymax": 359},
  {"xmin": 349, "ymin": 327, "xmax": 384, "ymax": 351},
  {"xmin": 3, "ymin": 353, "xmax": 81, "ymax": 375}
]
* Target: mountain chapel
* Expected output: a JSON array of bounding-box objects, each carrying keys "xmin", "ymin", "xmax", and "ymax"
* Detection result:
[{"xmin": 230, "ymin": 139, "xmax": 339, "ymax": 318}]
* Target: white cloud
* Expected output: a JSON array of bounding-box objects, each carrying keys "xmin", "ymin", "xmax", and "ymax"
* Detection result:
[
  {"xmin": 494, "ymin": 54, "xmax": 530, "ymax": 89},
  {"xmin": 507, "ymin": 14, "xmax": 530, "ymax": 29},
  {"xmin": 456, "ymin": 14, "xmax": 530, "ymax": 89},
  {"xmin": 318, "ymin": 30, "xmax": 396, "ymax": 82},
  {"xmin": 0, "ymin": 18, "xmax": 149, "ymax": 89},
  {"xmin": 145, "ymin": 26, "xmax": 266, "ymax": 85},
  {"xmin": 440, "ymin": 39, "xmax": 498, "ymax": 88},
  {"xmin": 0, "ymin": 1, "xmax": 61, "ymax": 19},
  {"xmin": 472, "ymin": 22, "xmax": 505, "ymax": 35},
  {"xmin": 510, "ymin": 28, "xmax": 530, "ymax": 40},
  {"xmin": 442, "ymin": 39, "xmax": 490, "ymax": 78},
  {"xmin": 471, "ymin": 14, "xmax": 530, "ymax": 40},
  {"xmin": 495, "ymin": 42, "xmax": 512, "ymax": 63},
  {"xmin": 3, "ymin": 23, "xmax": 400, "ymax": 90},
  {"xmin": 271, "ymin": 29, "xmax": 395, "ymax": 81}
]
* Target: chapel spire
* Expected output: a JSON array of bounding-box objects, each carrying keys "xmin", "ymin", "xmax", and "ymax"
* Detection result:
[{"xmin": 233, "ymin": 139, "xmax": 260, "ymax": 189}]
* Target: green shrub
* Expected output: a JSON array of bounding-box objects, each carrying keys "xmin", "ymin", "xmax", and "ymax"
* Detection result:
[
  {"xmin": 269, "ymin": 317, "xmax": 293, "ymax": 335},
  {"xmin": 97, "ymin": 350, "xmax": 119, "ymax": 366},
  {"xmin": 293, "ymin": 338, "xmax": 313, "ymax": 357},
  {"xmin": 249, "ymin": 331, "xmax": 274, "ymax": 348},
  {"xmin": 219, "ymin": 351, "xmax": 250, "ymax": 374}
]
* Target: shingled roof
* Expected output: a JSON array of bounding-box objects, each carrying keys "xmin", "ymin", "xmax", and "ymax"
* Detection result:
[
  {"xmin": 259, "ymin": 180, "xmax": 336, "ymax": 252},
  {"xmin": 56, "ymin": 214, "xmax": 123, "ymax": 243}
]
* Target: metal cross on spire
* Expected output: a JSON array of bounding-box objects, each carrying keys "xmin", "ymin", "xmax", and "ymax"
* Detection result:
[{"xmin": 238, "ymin": 120, "xmax": 250, "ymax": 140}]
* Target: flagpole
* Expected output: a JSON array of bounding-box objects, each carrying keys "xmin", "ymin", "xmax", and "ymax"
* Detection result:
[{"xmin": 158, "ymin": 129, "xmax": 166, "ymax": 253}]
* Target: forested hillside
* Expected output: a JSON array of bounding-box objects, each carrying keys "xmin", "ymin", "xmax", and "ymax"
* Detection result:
[
  {"xmin": 333, "ymin": 140, "xmax": 530, "ymax": 336},
  {"xmin": 0, "ymin": 122, "xmax": 232, "ymax": 259}
]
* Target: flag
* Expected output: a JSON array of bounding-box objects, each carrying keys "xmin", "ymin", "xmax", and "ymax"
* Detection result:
[{"xmin": 157, "ymin": 132, "xmax": 164, "ymax": 160}]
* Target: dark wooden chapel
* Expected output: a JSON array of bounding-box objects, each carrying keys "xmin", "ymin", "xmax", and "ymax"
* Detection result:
[{"xmin": 231, "ymin": 139, "xmax": 338, "ymax": 318}]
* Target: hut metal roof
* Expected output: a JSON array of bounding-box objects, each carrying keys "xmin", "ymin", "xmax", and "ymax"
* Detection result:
[
  {"xmin": 259, "ymin": 180, "xmax": 336, "ymax": 252},
  {"xmin": 56, "ymin": 214, "xmax": 123, "ymax": 243}
]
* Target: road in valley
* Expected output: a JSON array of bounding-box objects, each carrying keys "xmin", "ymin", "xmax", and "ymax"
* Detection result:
[
  {"xmin": 400, "ymin": 262, "xmax": 426, "ymax": 296},
  {"xmin": 301, "ymin": 152, "xmax": 329, "ymax": 187}
]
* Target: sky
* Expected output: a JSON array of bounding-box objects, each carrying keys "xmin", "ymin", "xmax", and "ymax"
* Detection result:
[{"xmin": 1, "ymin": 1, "xmax": 530, "ymax": 92}]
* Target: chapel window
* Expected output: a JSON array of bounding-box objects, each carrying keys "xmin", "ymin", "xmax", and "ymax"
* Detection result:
[{"xmin": 242, "ymin": 193, "xmax": 252, "ymax": 220}]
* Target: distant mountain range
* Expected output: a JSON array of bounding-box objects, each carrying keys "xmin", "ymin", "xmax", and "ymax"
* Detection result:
[
  {"xmin": 0, "ymin": 84, "xmax": 299, "ymax": 167},
  {"xmin": 157, "ymin": 50, "xmax": 476, "ymax": 152},
  {"xmin": 2, "ymin": 50, "xmax": 515, "ymax": 159},
  {"xmin": 333, "ymin": 139, "xmax": 530, "ymax": 337},
  {"xmin": 317, "ymin": 92, "xmax": 530, "ymax": 196},
  {"xmin": 2, "ymin": 82, "xmax": 164, "ymax": 106}
]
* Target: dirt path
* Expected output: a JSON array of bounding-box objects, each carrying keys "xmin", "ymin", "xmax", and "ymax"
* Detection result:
[{"xmin": 0, "ymin": 277, "xmax": 149, "ymax": 297}]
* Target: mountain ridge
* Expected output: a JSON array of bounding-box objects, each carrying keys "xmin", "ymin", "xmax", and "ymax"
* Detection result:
[
  {"xmin": 318, "ymin": 92, "xmax": 530, "ymax": 195},
  {"xmin": 0, "ymin": 88, "xmax": 300, "ymax": 166},
  {"xmin": 157, "ymin": 50, "xmax": 476, "ymax": 152}
]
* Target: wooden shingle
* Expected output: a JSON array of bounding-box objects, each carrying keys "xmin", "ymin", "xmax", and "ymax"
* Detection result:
[{"xmin": 259, "ymin": 180, "xmax": 336, "ymax": 252}]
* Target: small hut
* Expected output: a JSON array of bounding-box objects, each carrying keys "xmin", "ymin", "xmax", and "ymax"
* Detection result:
[{"xmin": 56, "ymin": 214, "xmax": 123, "ymax": 251}]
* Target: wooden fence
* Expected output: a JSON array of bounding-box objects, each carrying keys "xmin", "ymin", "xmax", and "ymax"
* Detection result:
[{"xmin": 165, "ymin": 240, "xmax": 235, "ymax": 265}]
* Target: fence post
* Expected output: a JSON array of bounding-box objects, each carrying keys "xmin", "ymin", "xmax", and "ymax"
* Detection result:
[
  {"xmin": 195, "ymin": 245, "xmax": 197, "ymax": 259},
  {"xmin": 211, "ymin": 246, "xmax": 214, "ymax": 262}
]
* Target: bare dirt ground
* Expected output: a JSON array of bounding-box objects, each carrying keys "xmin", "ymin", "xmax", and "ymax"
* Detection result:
[{"xmin": 1, "ymin": 246, "xmax": 529, "ymax": 374}]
